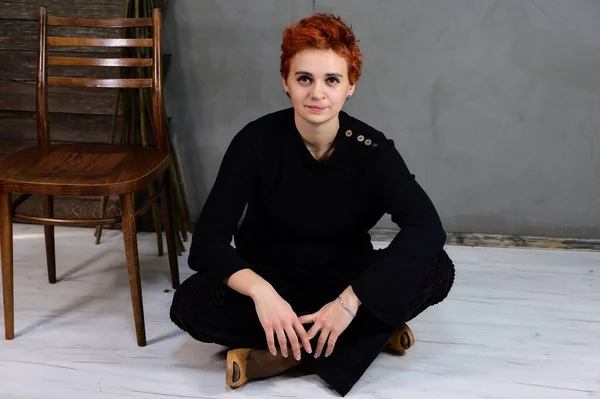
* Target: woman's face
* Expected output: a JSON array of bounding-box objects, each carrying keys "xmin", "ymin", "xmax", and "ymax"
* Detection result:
[{"xmin": 283, "ymin": 48, "xmax": 355, "ymax": 128}]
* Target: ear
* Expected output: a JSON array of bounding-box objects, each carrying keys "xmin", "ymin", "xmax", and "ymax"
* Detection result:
[
  {"xmin": 347, "ymin": 84, "xmax": 356, "ymax": 98},
  {"xmin": 282, "ymin": 77, "xmax": 290, "ymax": 94}
]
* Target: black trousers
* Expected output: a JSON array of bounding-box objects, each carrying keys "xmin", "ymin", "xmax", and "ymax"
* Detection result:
[{"xmin": 170, "ymin": 249, "xmax": 455, "ymax": 396}]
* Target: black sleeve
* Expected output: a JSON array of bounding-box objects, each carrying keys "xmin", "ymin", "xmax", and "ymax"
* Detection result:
[
  {"xmin": 351, "ymin": 138, "xmax": 447, "ymax": 327},
  {"xmin": 187, "ymin": 124, "xmax": 259, "ymax": 283}
]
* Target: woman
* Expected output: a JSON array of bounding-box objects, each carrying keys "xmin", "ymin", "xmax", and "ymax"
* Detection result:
[{"xmin": 170, "ymin": 13, "xmax": 455, "ymax": 396}]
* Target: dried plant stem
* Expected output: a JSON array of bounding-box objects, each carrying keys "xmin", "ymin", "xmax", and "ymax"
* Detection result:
[
  {"xmin": 94, "ymin": 0, "xmax": 130, "ymax": 243},
  {"xmin": 94, "ymin": 0, "xmax": 192, "ymax": 257}
]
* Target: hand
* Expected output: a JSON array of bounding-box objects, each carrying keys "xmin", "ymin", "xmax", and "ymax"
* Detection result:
[
  {"xmin": 298, "ymin": 286, "xmax": 361, "ymax": 358},
  {"xmin": 251, "ymin": 284, "xmax": 312, "ymax": 360}
]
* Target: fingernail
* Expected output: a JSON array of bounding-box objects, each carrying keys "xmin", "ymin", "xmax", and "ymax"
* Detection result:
[
  {"xmin": 307, "ymin": 347, "xmax": 312, "ymax": 354},
  {"xmin": 295, "ymin": 353, "xmax": 301, "ymax": 361}
]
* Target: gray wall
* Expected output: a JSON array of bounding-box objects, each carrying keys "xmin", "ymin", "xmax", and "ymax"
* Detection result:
[{"xmin": 163, "ymin": 0, "xmax": 600, "ymax": 239}]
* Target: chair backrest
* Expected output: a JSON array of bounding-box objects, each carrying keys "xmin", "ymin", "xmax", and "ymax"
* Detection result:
[{"xmin": 36, "ymin": 6, "xmax": 167, "ymax": 151}]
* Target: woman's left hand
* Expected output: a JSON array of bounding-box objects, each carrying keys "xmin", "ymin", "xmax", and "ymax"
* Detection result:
[{"xmin": 298, "ymin": 286, "xmax": 361, "ymax": 358}]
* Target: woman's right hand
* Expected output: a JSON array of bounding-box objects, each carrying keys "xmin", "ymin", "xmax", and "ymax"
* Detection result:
[{"xmin": 251, "ymin": 285, "xmax": 312, "ymax": 360}]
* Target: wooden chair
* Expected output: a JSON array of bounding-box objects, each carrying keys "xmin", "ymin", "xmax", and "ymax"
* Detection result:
[{"xmin": 0, "ymin": 7, "xmax": 179, "ymax": 347}]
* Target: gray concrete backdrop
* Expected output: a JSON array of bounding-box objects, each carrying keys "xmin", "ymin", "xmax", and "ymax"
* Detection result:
[{"xmin": 162, "ymin": 0, "xmax": 600, "ymax": 238}]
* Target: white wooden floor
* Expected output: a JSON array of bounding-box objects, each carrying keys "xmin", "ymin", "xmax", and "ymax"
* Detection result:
[{"xmin": 0, "ymin": 224, "xmax": 598, "ymax": 399}]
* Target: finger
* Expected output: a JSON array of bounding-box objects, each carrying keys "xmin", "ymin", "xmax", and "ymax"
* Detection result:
[
  {"xmin": 298, "ymin": 313, "xmax": 316, "ymax": 324},
  {"xmin": 307, "ymin": 321, "xmax": 322, "ymax": 341},
  {"xmin": 293, "ymin": 319, "xmax": 312, "ymax": 354},
  {"xmin": 325, "ymin": 331, "xmax": 339, "ymax": 357},
  {"xmin": 265, "ymin": 325, "xmax": 277, "ymax": 356},
  {"xmin": 285, "ymin": 324, "xmax": 302, "ymax": 361},
  {"xmin": 315, "ymin": 329, "xmax": 330, "ymax": 359},
  {"xmin": 276, "ymin": 326, "xmax": 289, "ymax": 358}
]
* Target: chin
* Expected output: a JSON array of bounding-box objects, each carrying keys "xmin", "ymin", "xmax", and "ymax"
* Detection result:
[{"xmin": 305, "ymin": 114, "xmax": 332, "ymax": 126}]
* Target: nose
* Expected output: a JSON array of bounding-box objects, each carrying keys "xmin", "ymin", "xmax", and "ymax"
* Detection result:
[{"xmin": 310, "ymin": 80, "xmax": 326, "ymax": 99}]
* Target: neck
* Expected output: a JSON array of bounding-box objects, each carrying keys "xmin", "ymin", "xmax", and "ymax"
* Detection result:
[{"xmin": 294, "ymin": 112, "xmax": 339, "ymax": 152}]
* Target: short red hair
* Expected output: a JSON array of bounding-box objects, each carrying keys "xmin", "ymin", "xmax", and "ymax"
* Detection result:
[{"xmin": 280, "ymin": 13, "xmax": 363, "ymax": 85}]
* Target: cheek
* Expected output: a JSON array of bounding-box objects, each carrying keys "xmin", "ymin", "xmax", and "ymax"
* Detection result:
[
  {"xmin": 290, "ymin": 88, "xmax": 309, "ymax": 101},
  {"xmin": 331, "ymin": 90, "xmax": 348, "ymax": 103},
  {"xmin": 290, "ymin": 92, "xmax": 304, "ymax": 103}
]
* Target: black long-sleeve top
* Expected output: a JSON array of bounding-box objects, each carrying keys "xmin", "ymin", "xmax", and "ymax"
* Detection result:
[{"xmin": 188, "ymin": 107, "xmax": 447, "ymax": 327}]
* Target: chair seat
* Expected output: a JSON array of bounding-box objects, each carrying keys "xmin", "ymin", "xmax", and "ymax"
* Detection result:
[{"xmin": 0, "ymin": 143, "xmax": 169, "ymax": 196}]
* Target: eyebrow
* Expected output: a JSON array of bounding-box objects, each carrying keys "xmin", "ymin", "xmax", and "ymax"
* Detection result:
[{"xmin": 295, "ymin": 71, "xmax": 344, "ymax": 78}]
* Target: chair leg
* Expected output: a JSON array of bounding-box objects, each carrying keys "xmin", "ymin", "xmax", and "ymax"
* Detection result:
[
  {"xmin": 161, "ymin": 169, "xmax": 179, "ymax": 289},
  {"xmin": 43, "ymin": 195, "xmax": 56, "ymax": 284},
  {"xmin": 0, "ymin": 191, "xmax": 14, "ymax": 340},
  {"xmin": 120, "ymin": 192, "xmax": 146, "ymax": 347}
]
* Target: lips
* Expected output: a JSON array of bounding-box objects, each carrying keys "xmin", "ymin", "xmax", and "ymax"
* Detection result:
[{"xmin": 307, "ymin": 105, "xmax": 326, "ymax": 112}]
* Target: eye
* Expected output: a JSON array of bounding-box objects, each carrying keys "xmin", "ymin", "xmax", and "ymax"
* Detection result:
[
  {"xmin": 297, "ymin": 75, "xmax": 312, "ymax": 84},
  {"xmin": 327, "ymin": 77, "xmax": 340, "ymax": 84}
]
